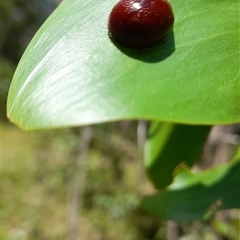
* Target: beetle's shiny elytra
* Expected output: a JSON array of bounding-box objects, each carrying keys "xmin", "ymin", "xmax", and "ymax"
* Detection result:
[{"xmin": 108, "ymin": 0, "xmax": 174, "ymax": 49}]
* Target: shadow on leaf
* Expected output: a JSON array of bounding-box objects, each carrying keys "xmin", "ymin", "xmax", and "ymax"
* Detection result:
[{"xmin": 111, "ymin": 31, "xmax": 175, "ymax": 63}]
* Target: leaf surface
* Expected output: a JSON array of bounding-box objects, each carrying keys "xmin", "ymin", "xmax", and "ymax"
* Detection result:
[
  {"xmin": 144, "ymin": 122, "xmax": 211, "ymax": 188},
  {"xmin": 7, "ymin": 0, "xmax": 239, "ymax": 130},
  {"xmin": 141, "ymin": 158, "xmax": 240, "ymax": 221}
]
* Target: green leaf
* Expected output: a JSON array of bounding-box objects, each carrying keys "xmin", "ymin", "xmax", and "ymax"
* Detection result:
[
  {"xmin": 144, "ymin": 122, "xmax": 211, "ymax": 189},
  {"xmin": 141, "ymin": 158, "xmax": 240, "ymax": 221},
  {"xmin": 7, "ymin": 0, "xmax": 239, "ymax": 130}
]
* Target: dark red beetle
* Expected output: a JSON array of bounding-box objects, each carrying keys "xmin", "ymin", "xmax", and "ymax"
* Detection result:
[{"xmin": 108, "ymin": 0, "xmax": 174, "ymax": 49}]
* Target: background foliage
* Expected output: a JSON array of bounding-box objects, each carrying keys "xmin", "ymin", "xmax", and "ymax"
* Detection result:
[{"xmin": 2, "ymin": 0, "xmax": 240, "ymax": 240}]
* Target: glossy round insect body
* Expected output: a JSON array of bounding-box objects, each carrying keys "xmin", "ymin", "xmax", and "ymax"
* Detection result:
[{"xmin": 108, "ymin": 0, "xmax": 174, "ymax": 49}]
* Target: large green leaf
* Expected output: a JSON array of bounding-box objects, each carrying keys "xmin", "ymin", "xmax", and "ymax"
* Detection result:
[
  {"xmin": 141, "ymin": 157, "xmax": 240, "ymax": 221},
  {"xmin": 7, "ymin": 0, "xmax": 239, "ymax": 130},
  {"xmin": 144, "ymin": 122, "xmax": 211, "ymax": 189}
]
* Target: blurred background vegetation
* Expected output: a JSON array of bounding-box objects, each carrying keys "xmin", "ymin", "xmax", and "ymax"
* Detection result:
[{"xmin": 1, "ymin": 1, "xmax": 240, "ymax": 239}]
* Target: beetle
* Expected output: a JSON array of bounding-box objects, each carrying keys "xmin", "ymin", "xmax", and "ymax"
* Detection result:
[{"xmin": 108, "ymin": 0, "xmax": 174, "ymax": 49}]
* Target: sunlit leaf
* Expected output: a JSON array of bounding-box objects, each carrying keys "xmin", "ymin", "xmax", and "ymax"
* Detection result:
[{"xmin": 7, "ymin": 0, "xmax": 239, "ymax": 130}]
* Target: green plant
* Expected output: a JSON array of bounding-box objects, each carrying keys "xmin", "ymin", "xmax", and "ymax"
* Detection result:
[{"xmin": 7, "ymin": 0, "xmax": 240, "ymax": 221}]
